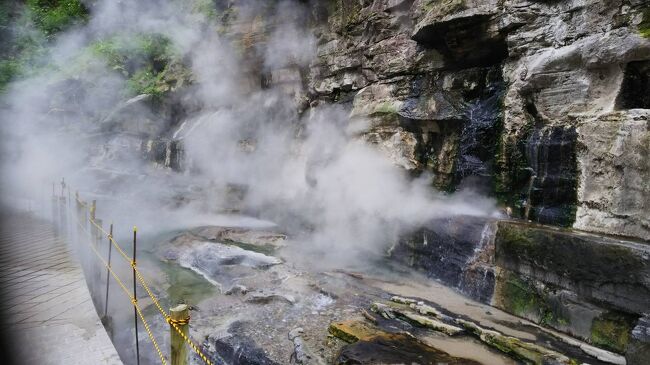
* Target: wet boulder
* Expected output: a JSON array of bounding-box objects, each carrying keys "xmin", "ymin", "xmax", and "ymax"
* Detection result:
[{"xmin": 203, "ymin": 321, "xmax": 281, "ymax": 365}]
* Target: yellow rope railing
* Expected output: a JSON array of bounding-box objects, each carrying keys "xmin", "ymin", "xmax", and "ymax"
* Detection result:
[
  {"xmin": 90, "ymin": 218, "xmax": 131, "ymax": 263},
  {"xmin": 75, "ymin": 194, "xmax": 215, "ymax": 365},
  {"xmin": 76, "ymin": 218, "xmax": 168, "ymax": 365}
]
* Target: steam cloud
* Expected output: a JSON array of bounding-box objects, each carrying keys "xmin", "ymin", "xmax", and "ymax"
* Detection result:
[{"xmin": 0, "ymin": 0, "xmax": 497, "ymax": 268}]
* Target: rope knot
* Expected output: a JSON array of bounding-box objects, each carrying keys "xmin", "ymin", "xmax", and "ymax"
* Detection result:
[
  {"xmin": 167, "ymin": 315, "xmax": 191, "ymax": 326},
  {"xmin": 131, "ymin": 260, "xmax": 136, "ymax": 268}
]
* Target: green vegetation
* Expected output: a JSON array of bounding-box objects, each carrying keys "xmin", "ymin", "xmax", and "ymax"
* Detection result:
[
  {"xmin": 89, "ymin": 33, "xmax": 191, "ymax": 99},
  {"xmin": 190, "ymin": 0, "xmax": 218, "ymax": 20},
  {"xmin": 0, "ymin": 0, "xmax": 87, "ymax": 92},
  {"xmin": 27, "ymin": 0, "xmax": 89, "ymax": 36},
  {"xmin": 1, "ymin": 1, "xmax": 192, "ymax": 98},
  {"xmin": 591, "ymin": 312, "xmax": 635, "ymax": 353},
  {"xmin": 0, "ymin": 29, "xmax": 50, "ymax": 92},
  {"xmin": 0, "ymin": 59, "xmax": 20, "ymax": 91}
]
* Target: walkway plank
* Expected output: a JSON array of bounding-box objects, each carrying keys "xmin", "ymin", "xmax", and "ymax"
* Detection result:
[{"xmin": 0, "ymin": 211, "xmax": 123, "ymax": 365}]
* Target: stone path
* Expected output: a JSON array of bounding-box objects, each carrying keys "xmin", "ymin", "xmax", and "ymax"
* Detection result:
[{"xmin": 0, "ymin": 210, "xmax": 123, "ymax": 365}]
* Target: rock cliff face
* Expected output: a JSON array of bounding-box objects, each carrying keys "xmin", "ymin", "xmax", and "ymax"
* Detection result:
[
  {"xmin": 134, "ymin": 2, "xmax": 650, "ymax": 361},
  {"xmin": 142, "ymin": 1, "xmax": 648, "ymax": 241},
  {"xmin": 298, "ymin": 0, "xmax": 650, "ymax": 240},
  {"xmin": 259, "ymin": 2, "xmax": 649, "ymax": 360}
]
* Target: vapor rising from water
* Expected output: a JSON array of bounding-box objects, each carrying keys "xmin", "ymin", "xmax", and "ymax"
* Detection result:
[{"xmin": 0, "ymin": 0, "xmax": 497, "ymax": 268}]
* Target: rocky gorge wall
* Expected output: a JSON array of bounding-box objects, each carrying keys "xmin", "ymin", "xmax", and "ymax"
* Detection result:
[
  {"xmin": 137, "ymin": 0, "xmax": 649, "ymax": 242},
  {"xmin": 105, "ymin": 1, "xmax": 650, "ymax": 362},
  {"xmin": 301, "ymin": 0, "xmax": 650, "ymax": 240},
  {"xmin": 283, "ymin": 1, "xmax": 649, "ymax": 361},
  {"xmin": 391, "ymin": 217, "xmax": 650, "ymax": 362}
]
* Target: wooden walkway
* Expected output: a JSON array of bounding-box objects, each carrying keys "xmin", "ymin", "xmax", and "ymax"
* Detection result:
[{"xmin": 0, "ymin": 210, "xmax": 123, "ymax": 365}]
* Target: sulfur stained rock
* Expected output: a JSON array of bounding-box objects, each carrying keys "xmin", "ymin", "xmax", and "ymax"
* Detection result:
[{"xmin": 328, "ymin": 320, "xmax": 385, "ymax": 343}]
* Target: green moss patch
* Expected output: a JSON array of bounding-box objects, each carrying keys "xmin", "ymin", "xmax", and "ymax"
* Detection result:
[
  {"xmin": 591, "ymin": 312, "xmax": 636, "ymax": 353},
  {"xmin": 639, "ymin": 8, "xmax": 650, "ymax": 38},
  {"xmin": 496, "ymin": 271, "xmax": 568, "ymax": 327},
  {"xmin": 374, "ymin": 102, "xmax": 399, "ymax": 115}
]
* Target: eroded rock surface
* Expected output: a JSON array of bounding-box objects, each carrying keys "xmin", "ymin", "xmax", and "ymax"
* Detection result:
[
  {"xmin": 303, "ymin": 0, "xmax": 650, "ymax": 239},
  {"xmin": 575, "ymin": 110, "xmax": 650, "ymax": 240}
]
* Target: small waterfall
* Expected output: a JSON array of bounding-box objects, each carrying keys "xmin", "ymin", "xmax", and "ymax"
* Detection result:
[
  {"xmin": 458, "ymin": 220, "xmax": 497, "ymax": 303},
  {"xmin": 454, "ymin": 77, "xmax": 503, "ymax": 188},
  {"xmin": 521, "ymin": 125, "xmax": 578, "ymax": 226},
  {"xmin": 141, "ymin": 138, "xmax": 184, "ymax": 170},
  {"xmin": 523, "ymin": 171, "xmax": 536, "ymax": 220},
  {"xmin": 391, "ymin": 217, "xmax": 498, "ymax": 304}
]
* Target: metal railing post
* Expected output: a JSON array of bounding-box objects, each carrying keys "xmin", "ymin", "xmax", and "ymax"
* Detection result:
[
  {"xmin": 90, "ymin": 200, "xmax": 97, "ymax": 245},
  {"xmin": 58, "ymin": 178, "xmax": 66, "ymax": 234},
  {"xmin": 67, "ymin": 187, "xmax": 71, "ymax": 240},
  {"xmin": 170, "ymin": 304, "xmax": 190, "ymax": 365},
  {"xmin": 104, "ymin": 223, "xmax": 113, "ymax": 321},
  {"xmin": 52, "ymin": 183, "xmax": 58, "ymax": 229},
  {"xmin": 133, "ymin": 226, "xmax": 140, "ymax": 365},
  {"xmin": 59, "ymin": 195, "xmax": 66, "ymax": 236},
  {"xmin": 75, "ymin": 191, "xmax": 82, "ymax": 243}
]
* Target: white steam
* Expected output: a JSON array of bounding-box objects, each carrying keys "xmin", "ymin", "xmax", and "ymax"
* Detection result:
[{"xmin": 0, "ymin": 0, "xmax": 497, "ymax": 268}]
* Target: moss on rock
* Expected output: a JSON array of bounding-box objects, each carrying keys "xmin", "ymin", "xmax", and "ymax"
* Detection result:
[
  {"xmin": 495, "ymin": 270, "xmax": 569, "ymax": 328},
  {"xmin": 639, "ymin": 8, "xmax": 650, "ymax": 38},
  {"xmin": 458, "ymin": 319, "xmax": 576, "ymax": 365},
  {"xmin": 591, "ymin": 312, "xmax": 636, "ymax": 353}
]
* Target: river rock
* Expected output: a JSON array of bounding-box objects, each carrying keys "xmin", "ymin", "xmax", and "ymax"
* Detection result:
[
  {"xmin": 372, "ymin": 301, "xmax": 464, "ymax": 336},
  {"xmin": 457, "ymin": 319, "xmax": 574, "ymax": 365},
  {"xmin": 190, "ymin": 226, "xmax": 287, "ymax": 252},
  {"xmin": 203, "ymin": 321, "xmax": 281, "ymax": 365}
]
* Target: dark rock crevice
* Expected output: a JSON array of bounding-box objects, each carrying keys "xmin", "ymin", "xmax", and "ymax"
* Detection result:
[
  {"xmin": 615, "ymin": 60, "xmax": 650, "ymax": 110},
  {"xmin": 412, "ymin": 14, "xmax": 509, "ymax": 69}
]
